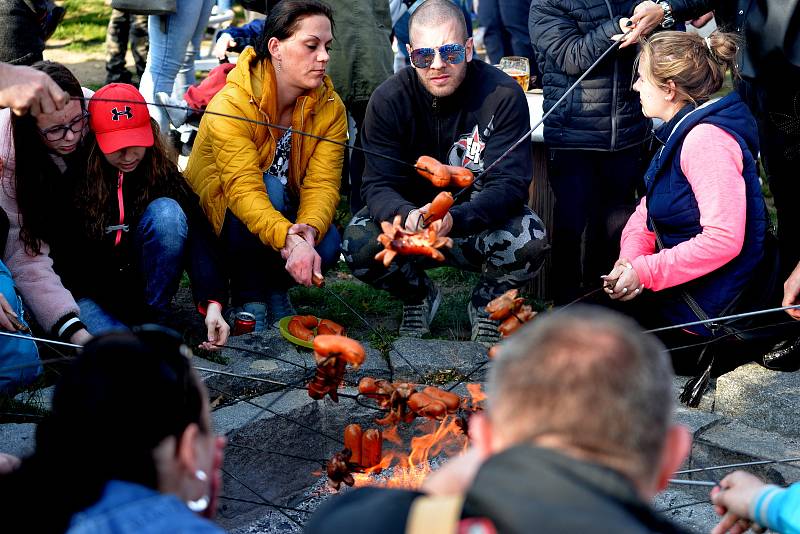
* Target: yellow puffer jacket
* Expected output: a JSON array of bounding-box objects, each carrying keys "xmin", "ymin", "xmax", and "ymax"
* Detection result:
[{"xmin": 185, "ymin": 47, "xmax": 347, "ymax": 250}]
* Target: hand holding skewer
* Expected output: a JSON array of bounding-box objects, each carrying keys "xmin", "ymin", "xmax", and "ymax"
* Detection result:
[{"xmin": 603, "ymin": 258, "xmax": 643, "ymax": 301}]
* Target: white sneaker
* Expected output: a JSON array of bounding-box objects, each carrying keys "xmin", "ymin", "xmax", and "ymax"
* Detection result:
[{"xmin": 156, "ymin": 92, "xmax": 189, "ymax": 128}]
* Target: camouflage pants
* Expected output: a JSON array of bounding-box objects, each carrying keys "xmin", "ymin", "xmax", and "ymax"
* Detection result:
[
  {"xmin": 105, "ymin": 9, "xmax": 149, "ymax": 84},
  {"xmin": 342, "ymin": 207, "xmax": 549, "ymax": 307}
]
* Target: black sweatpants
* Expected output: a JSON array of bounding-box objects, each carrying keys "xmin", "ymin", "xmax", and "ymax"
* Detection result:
[{"xmin": 547, "ymin": 144, "xmax": 647, "ymax": 304}]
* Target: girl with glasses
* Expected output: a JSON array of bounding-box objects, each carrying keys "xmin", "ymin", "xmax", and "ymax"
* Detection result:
[{"xmin": 0, "ymin": 61, "xmax": 93, "ymax": 355}]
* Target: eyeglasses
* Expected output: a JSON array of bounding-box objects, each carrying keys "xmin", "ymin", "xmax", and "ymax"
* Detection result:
[
  {"xmin": 409, "ymin": 43, "xmax": 466, "ymax": 69},
  {"xmin": 39, "ymin": 110, "xmax": 89, "ymax": 142}
]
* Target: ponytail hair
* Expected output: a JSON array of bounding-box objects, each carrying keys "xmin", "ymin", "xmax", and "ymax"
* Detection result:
[{"xmin": 638, "ymin": 30, "xmax": 741, "ymax": 106}]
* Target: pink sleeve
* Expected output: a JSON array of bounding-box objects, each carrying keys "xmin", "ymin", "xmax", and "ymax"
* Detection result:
[
  {"xmin": 630, "ymin": 124, "xmax": 747, "ymax": 291},
  {"xmin": 0, "ymin": 110, "xmax": 80, "ymax": 332},
  {"xmin": 620, "ymin": 197, "xmax": 656, "ymax": 261}
]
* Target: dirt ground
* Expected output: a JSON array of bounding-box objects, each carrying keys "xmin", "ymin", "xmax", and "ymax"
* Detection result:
[{"xmin": 43, "ymin": 40, "xmax": 108, "ymax": 88}]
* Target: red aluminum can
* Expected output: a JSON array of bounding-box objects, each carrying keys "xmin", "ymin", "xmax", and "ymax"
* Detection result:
[{"xmin": 232, "ymin": 311, "xmax": 256, "ymax": 336}]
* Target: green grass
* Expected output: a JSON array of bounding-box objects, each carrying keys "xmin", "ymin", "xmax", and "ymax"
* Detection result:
[
  {"xmin": 51, "ymin": 0, "xmax": 109, "ymax": 54},
  {"xmin": 289, "ymin": 266, "xmax": 483, "ymax": 341}
]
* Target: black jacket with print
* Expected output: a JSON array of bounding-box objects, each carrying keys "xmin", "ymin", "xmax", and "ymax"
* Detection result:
[{"xmin": 360, "ymin": 60, "xmax": 533, "ymax": 238}]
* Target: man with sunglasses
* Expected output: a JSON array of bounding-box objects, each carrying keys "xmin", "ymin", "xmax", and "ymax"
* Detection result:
[{"xmin": 342, "ymin": 0, "xmax": 547, "ymax": 342}]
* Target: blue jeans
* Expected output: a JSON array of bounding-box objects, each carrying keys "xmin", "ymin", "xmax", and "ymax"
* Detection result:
[
  {"xmin": 139, "ymin": 0, "xmax": 215, "ymax": 131},
  {"xmin": 79, "ymin": 198, "xmax": 188, "ymax": 334},
  {"xmin": 497, "ymin": 0, "xmax": 539, "ymax": 79},
  {"xmin": 0, "ymin": 261, "xmax": 40, "ymax": 395},
  {"xmin": 478, "ymin": 0, "xmax": 512, "ymax": 64},
  {"xmin": 221, "ymin": 174, "xmax": 341, "ymax": 306}
]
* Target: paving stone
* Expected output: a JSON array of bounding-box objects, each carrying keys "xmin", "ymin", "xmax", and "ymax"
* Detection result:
[
  {"xmin": 213, "ymin": 386, "xmax": 383, "ymax": 531},
  {"xmin": 391, "ymin": 337, "xmax": 490, "ymax": 381},
  {"xmin": 692, "ymin": 419, "xmax": 800, "ymax": 485},
  {"xmin": 715, "ymin": 363, "xmax": 800, "ymax": 436},
  {"xmin": 654, "ymin": 487, "xmax": 719, "ymax": 533},
  {"xmin": 0, "ymin": 423, "xmax": 36, "ymax": 458}
]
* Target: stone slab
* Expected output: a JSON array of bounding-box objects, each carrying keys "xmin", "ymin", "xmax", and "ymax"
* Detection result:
[
  {"xmin": 674, "ymin": 406, "xmax": 723, "ymax": 436},
  {"xmin": 391, "ymin": 337, "xmax": 490, "ymax": 381},
  {"xmin": 0, "ymin": 423, "xmax": 36, "ymax": 458},
  {"xmin": 654, "ymin": 487, "xmax": 720, "ymax": 534},
  {"xmin": 691, "ymin": 419, "xmax": 800, "ymax": 486},
  {"xmin": 715, "ymin": 363, "xmax": 800, "ymax": 436}
]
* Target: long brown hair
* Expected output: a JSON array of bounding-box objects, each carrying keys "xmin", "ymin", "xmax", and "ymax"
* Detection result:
[
  {"xmin": 77, "ymin": 119, "xmax": 188, "ymax": 239},
  {"xmin": 10, "ymin": 61, "xmax": 85, "ymax": 255}
]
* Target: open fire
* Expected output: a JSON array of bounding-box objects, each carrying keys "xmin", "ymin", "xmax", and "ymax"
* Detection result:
[{"xmin": 350, "ymin": 383, "xmax": 485, "ymax": 490}]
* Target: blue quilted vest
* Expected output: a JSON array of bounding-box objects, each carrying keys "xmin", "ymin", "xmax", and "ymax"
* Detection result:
[{"xmin": 643, "ymin": 92, "xmax": 768, "ymax": 335}]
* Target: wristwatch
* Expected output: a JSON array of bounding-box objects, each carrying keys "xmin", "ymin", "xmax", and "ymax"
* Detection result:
[{"xmin": 657, "ymin": 1, "xmax": 675, "ymax": 28}]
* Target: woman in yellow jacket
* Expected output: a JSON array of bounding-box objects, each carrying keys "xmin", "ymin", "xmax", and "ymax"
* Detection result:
[{"xmin": 185, "ymin": 0, "xmax": 346, "ymax": 331}]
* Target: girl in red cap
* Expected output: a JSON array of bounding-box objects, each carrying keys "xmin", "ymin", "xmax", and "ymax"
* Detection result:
[{"xmin": 35, "ymin": 82, "xmax": 229, "ymax": 349}]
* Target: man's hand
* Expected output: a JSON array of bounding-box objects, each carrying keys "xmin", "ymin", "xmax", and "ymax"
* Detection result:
[
  {"xmin": 404, "ymin": 209, "xmax": 424, "ymax": 232},
  {"xmin": 409, "ymin": 204, "xmax": 454, "ymax": 237},
  {"xmin": 0, "ymin": 64, "xmax": 69, "ymax": 116},
  {"xmin": 213, "ymin": 33, "xmax": 237, "ymax": 60},
  {"xmin": 710, "ymin": 471, "xmax": 768, "ymax": 534},
  {"xmin": 199, "ymin": 302, "xmax": 230, "ymax": 351},
  {"xmin": 603, "ymin": 258, "xmax": 643, "ymax": 301},
  {"xmin": 422, "ymin": 448, "xmax": 485, "ymax": 496},
  {"xmin": 782, "ymin": 261, "xmax": 800, "ymax": 319},
  {"xmin": 620, "ymin": 1, "xmax": 664, "ymax": 48},
  {"xmin": 688, "ymin": 11, "xmax": 714, "ymax": 28}
]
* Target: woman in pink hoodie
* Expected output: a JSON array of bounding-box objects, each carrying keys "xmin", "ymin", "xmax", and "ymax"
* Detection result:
[{"xmin": 603, "ymin": 30, "xmax": 779, "ymax": 374}]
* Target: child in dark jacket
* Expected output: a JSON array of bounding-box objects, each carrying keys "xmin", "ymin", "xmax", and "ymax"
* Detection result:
[{"xmin": 52, "ymin": 84, "xmax": 228, "ymax": 348}]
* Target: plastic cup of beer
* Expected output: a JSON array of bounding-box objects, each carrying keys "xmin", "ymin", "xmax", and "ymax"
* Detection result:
[{"xmin": 500, "ymin": 56, "xmax": 530, "ymax": 91}]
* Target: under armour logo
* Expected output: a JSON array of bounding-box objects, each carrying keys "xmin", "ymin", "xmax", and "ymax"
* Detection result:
[{"xmin": 111, "ymin": 106, "xmax": 133, "ymax": 121}]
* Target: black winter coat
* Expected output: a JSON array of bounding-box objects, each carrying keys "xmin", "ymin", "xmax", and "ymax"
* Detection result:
[
  {"xmin": 0, "ymin": 0, "xmax": 44, "ymax": 65},
  {"xmin": 528, "ymin": 0, "xmax": 649, "ymax": 150}
]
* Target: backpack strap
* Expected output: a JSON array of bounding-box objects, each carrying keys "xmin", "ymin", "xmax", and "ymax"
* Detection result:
[{"xmin": 405, "ymin": 494, "xmax": 465, "ymax": 534}]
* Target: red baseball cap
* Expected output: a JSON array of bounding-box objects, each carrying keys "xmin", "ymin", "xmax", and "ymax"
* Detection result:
[{"xmin": 88, "ymin": 83, "xmax": 154, "ymax": 154}]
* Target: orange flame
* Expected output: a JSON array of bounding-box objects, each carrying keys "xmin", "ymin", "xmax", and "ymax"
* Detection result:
[
  {"xmin": 382, "ymin": 425, "xmax": 403, "ymax": 446},
  {"xmin": 353, "ymin": 416, "xmax": 467, "ymax": 490},
  {"xmin": 466, "ymin": 383, "xmax": 486, "ymax": 405}
]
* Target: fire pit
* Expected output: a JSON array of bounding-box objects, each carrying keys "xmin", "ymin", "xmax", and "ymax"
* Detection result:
[{"xmin": 207, "ymin": 333, "xmax": 490, "ymax": 532}]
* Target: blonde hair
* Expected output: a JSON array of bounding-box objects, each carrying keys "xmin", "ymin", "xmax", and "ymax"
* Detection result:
[{"xmin": 638, "ymin": 30, "xmax": 740, "ymax": 106}]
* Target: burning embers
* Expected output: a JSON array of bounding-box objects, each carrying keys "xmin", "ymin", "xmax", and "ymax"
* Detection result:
[
  {"xmin": 302, "ymin": 331, "xmax": 488, "ymax": 492},
  {"xmin": 322, "ymin": 381, "xmax": 486, "ymax": 491}
]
